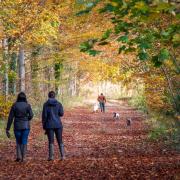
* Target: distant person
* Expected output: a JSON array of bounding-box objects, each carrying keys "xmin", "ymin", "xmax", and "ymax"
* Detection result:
[
  {"xmin": 6, "ymin": 92, "xmax": 33, "ymax": 162},
  {"xmin": 42, "ymin": 91, "xmax": 65, "ymax": 161},
  {"xmin": 97, "ymin": 93, "xmax": 106, "ymax": 112}
]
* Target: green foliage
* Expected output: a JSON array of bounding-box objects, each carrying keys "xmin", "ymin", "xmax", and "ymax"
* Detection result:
[
  {"xmin": 78, "ymin": 0, "xmax": 179, "ymax": 115},
  {"xmin": 159, "ymin": 49, "xmax": 169, "ymax": 61},
  {"xmin": 80, "ymin": 40, "xmax": 94, "ymax": 52},
  {"xmin": 0, "ymin": 120, "xmax": 14, "ymax": 141},
  {"xmin": 152, "ymin": 55, "xmax": 162, "ymax": 67},
  {"xmin": 117, "ymin": 35, "xmax": 128, "ymax": 43},
  {"xmin": 138, "ymin": 51, "xmax": 148, "ymax": 61},
  {"xmin": 78, "ymin": 0, "xmax": 179, "ymax": 72},
  {"xmin": 129, "ymin": 91, "xmax": 147, "ymax": 112},
  {"xmin": 76, "ymin": 0, "xmax": 100, "ymax": 16},
  {"xmin": 99, "ymin": 3, "xmax": 116, "ymax": 13},
  {"xmin": 151, "ymin": 49, "xmax": 170, "ymax": 67},
  {"xmin": 80, "ymin": 39, "xmax": 101, "ymax": 56},
  {"xmin": 114, "ymin": 21, "xmax": 133, "ymax": 34},
  {"xmin": 101, "ymin": 29, "xmax": 112, "ymax": 41},
  {"xmin": 118, "ymin": 45, "xmax": 126, "ymax": 54},
  {"xmin": 54, "ymin": 62, "xmax": 63, "ymax": 80},
  {"xmin": 88, "ymin": 49, "xmax": 101, "ymax": 56},
  {"xmin": 138, "ymin": 41, "xmax": 151, "ymax": 49},
  {"xmin": 149, "ymin": 122, "xmax": 168, "ymax": 140},
  {"xmin": 51, "ymin": 21, "xmax": 60, "ymax": 28},
  {"xmin": 148, "ymin": 113, "xmax": 180, "ymax": 150}
]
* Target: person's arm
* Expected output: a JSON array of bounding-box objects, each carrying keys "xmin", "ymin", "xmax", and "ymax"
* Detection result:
[
  {"xmin": 6, "ymin": 105, "xmax": 15, "ymax": 132},
  {"xmin": 28, "ymin": 104, "xmax": 33, "ymax": 121},
  {"xmin": 42, "ymin": 104, "xmax": 47, "ymax": 130},
  {"xmin": 104, "ymin": 96, "xmax": 106, "ymax": 103},
  {"xmin": 58, "ymin": 103, "xmax": 64, "ymax": 117}
]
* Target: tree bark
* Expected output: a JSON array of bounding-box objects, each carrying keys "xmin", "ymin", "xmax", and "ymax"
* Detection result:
[
  {"xmin": 9, "ymin": 52, "xmax": 17, "ymax": 95},
  {"xmin": 18, "ymin": 44, "xmax": 25, "ymax": 92},
  {"xmin": 2, "ymin": 39, "xmax": 9, "ymax": 98},
  {"xmin": 161, "ymin": 65, "xmax": 179, "ymax": 113}
]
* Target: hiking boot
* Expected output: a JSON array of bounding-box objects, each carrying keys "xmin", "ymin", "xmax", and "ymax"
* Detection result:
[
  {"xmin": 59, "ymin": 143, "xmax": 65, "ymax": 160},
  {"xmin": 21, "ymin": 144, "xmax": 27, "ymax": 162},
  {"xmin": 48, "ymin": 144, "xmax": 54, "ymax": 161},
  {"xmin": 15, "ymin": 144, "xmax": 22, "ymax": 162}
]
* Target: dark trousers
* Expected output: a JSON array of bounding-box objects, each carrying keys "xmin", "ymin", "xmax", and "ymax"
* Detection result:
[
  {"xmin": 99, "ymin": 102, "xmax": 105, "ymax": 112},
  {"xmin": 14, "ymin": 129, "xmax": 30, "ymax": 145},
  {"xmin": 46, "ymin": 128, "xmax": 63, "ymax": 145}
]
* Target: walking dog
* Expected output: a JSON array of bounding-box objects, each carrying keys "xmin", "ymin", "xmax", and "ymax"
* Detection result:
[
  {"xmin": 113, "ymin": 112, "xmax": 120, "ymax": 120},
  {"xmin": 126, "ymin": 118, "xmax": 132, "ymax": 126},
  {"xmin": 93, "ymin": 103, "xmax": 99, "ymax": 113}
]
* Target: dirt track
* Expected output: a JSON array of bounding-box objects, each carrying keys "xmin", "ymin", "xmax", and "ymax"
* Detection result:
[{"xmin": 0, "ymin": 101, "xmax": 179, "ymax": 179}]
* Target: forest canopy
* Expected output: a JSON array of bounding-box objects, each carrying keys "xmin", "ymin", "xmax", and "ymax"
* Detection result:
[
  {"xmin": 0, "ymin": 0, "xmax": 179, "ymax": 119},
  {"xmin": 79, "ymin": 0, "xmax": 180, "ymax": 114}
]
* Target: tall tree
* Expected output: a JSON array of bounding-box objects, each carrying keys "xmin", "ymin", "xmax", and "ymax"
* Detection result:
[
  {"xmin": 79, "ymin": 0, "xmax": 180, "ymax": 113},
  {"xmin": 2, "ymin": 39, "xmax": 9, "ymax": 97}
]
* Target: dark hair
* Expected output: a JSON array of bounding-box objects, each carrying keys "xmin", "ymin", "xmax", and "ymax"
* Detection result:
[
  {"xmin": 101, "ymin": 93, "xmax": 103, "ymax": 95},
  {"xmin": 17, "ymin": 92, "xmax": 27, "ymax": 102},
  {"xmin": 48, "ymin": 91, "xmax": 56, "ymax": 98}
]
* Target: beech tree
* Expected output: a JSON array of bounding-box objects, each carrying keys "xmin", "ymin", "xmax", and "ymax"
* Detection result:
[{"xmin": 79, "ymin": 0, "xmax": 180, "ymax": 113}]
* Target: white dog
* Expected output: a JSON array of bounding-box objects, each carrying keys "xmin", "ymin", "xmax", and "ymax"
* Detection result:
[
  {"xmin": 113, "ymin": 112, "xmax": 120, "ymax": 120},
  {"xmin": 93, "ymin": 103, "xmax": 99, "ymax": 113}
]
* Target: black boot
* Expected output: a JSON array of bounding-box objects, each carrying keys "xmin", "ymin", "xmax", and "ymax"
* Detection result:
[
  {"xmin": 15, "ymin": 144, "xmax": 22, "ymax": 162},
  {"xmin": 48, "ymin": 144, "xmax": 54, "ymax": 161},
  {"xmin": 59, "ymin": 143, "xmax": 65, "ymax": 160},
  {"xmin": 21, "ymin": 144, "xmax": 27, "ymax": 162}
]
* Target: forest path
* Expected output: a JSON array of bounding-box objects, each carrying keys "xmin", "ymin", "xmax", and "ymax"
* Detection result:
[{"xmin": 0, "ymin": 101, "xmax": 179, "ymax": 179}]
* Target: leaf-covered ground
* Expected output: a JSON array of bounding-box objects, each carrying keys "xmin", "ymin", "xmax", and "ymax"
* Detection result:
[{"xmin": 0, "ymin": 101, "xmax": 179, "ymax": 179}]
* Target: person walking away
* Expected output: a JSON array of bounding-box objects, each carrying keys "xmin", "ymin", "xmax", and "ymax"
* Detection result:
[
  {"xmin": 42, "ymin": 91, "xmax": 65, "ymax": 161},
  {"xmin": 6, "ymin": 92, "xmax": 33, "ymax": 162},
  {"xmin": 97, "ymin": 93, "xmax": 106, "ymax": 112}
]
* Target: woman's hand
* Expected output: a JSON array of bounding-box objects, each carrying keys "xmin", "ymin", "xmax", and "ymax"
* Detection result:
[{"xmin": 6, "ymin": 130, "xmax": 11, "ymax": 138}]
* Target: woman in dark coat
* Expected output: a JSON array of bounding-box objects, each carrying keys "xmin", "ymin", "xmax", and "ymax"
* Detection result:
[
  {"xmin": 42, "ymin": 91, "xmax": 65, "ymax": 161},
  {"xmin": 6, "ymin": 92, "xmax": 33, "ymax": 162}
]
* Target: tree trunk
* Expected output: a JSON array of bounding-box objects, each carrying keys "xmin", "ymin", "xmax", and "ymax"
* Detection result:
[
  {"xmin": 9, "ymin": 52, "xmax": 17, "ymax": 95},
  {"xmin": 161, "ymin": 65, "xmax": 179, "ymax": 113},
  {"xmin": 2, "ymin": 39, "xmax": 9, "ymax": 98},
  {"xmin": 31, "ymin": 58, "xmax": 39, "ymax": 97},
  {"xmin": 18, "ymin": 44, "xmax": 25, "ymax": 92}
]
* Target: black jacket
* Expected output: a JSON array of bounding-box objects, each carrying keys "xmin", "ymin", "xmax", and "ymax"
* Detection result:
[
  {"xmin": 42, "ymin": 98, "xmax": 64, "ymax": 129},
  {"xmin": 6, "ymin": 102, "xmax": 33, "ymax": 131}
]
